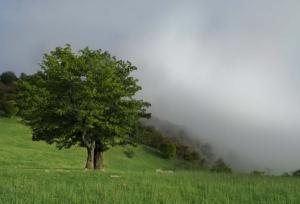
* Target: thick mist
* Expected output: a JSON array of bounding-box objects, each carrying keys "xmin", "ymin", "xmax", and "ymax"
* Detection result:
[{"xmin": 1, "ymin": 0, "xmax": 300, "ymax": 173}]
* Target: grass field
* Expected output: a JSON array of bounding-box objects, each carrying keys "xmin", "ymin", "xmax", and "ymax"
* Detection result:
[{"xmin": 1, "ymin": 117, "xmax": 300, "ymax": 203}]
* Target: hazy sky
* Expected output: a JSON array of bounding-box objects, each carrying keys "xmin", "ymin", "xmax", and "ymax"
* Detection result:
[{"xmin": 1, "ymin": 0, "xmax": 300, "ymax": 173}]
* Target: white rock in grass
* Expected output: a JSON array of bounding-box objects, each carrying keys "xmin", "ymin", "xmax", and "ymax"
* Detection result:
[
  {"xmin": 110, "ymin": 175, "xmax": 120, "ymax": 178},
  {"xmin": 156, "ymin": 169, "xmax": 173, "ymax": 174}
]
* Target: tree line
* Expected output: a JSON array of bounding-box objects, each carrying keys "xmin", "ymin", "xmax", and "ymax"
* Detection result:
[{"xmin": 0, "ymin": 71, "xmax": 18, "ymax": 117}]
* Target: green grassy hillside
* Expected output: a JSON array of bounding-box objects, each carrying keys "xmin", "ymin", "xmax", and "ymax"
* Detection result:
[
  {"xmin": 0, "ymin": 117, "xmax": 173, "ymax": 172},
  {"xmin": 1, "ymin": 117, "xmax": 300, "ymax": 204}
]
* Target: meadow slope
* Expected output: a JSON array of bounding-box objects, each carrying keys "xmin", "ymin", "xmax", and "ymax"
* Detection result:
[{"xmin": 0, "ymin": 117, "xmax": 300, "ymax": 204}]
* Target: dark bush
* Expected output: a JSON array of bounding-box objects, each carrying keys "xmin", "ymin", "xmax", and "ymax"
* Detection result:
[
  {"xmin": 0, "ymin": 100, "xmax": 18, "ymax": 117},
  {"xmin": 250, "ymin": 170, "xmax": 265, "ymax": 176},
  {"xmin": 281, "ymin": 172, "xmax": 291, "ymax": 177},
  {"xmin": 292, "ymin": 169, "xmax": 300, "ymax": 177},
  {"xmin": 176, "ymin": 144, "xmax": 201, "ymax": 162},
  {"xmin": 0, "ymin": 71, "xmax": 17, "ymax": 84},
  {"xmin": 159, "ymin": 142, "xmax": 176, "ymax": 159},
  {"xmin": 124, "ymin": 148, "xmax": 135, "ymax": 158},
  {"xmin": 210, "ymin": 158, "xmax": 232, "ymax": 173},
  {"xmin": 0, "ymin": 71, "xmax": 18, "ymax": 117}
]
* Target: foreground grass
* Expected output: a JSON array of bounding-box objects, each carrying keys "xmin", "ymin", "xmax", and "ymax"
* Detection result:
[
  {"xmin": 1, "ymin": 169, "xmax": 300, "ymax": 204},
  {"xmin": 1, "ymin": 117, "xmax": 300, "ymax": 203}
]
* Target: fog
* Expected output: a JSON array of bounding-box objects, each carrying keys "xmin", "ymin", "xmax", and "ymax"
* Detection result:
[{"xmin": 1, "ymin": 0, "xmax": 300, "ymax": 173}]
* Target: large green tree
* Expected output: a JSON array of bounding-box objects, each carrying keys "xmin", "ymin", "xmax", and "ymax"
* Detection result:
[{"xmin": 17, "ymin": 45, "xmax": 150, "ymax": 169}]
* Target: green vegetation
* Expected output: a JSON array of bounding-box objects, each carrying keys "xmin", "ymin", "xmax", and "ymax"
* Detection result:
[
  {"xmin": 17, "ymin": 45, "xmax": 150, "ymax": 170},
  {"xmin": 1, "ymin": 117, "xmax": 300, "ymax": 204},
  {"xmin": 0, "ymin": 71, "xmax": 18, "ymax": 117},
  {"xmin": 0, "ymin": 71, "xmax": 17, "ymax": 84},
  {"xmin": 210, "ymin": 158, "xmax": 232, "ymax": 173},
  {"xmin": 292, "ymin": 169, "xmax": 300, "ymax": 177},
  {"xmin": 159, "ymin": 142, "xmax": 176, "ymax": 159},
  {"xmin": 136, "ymin": 125, "xmax": 205, "ymax": 168}
]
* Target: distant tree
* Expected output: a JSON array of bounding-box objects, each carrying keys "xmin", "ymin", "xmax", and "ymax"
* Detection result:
[
  {"xmin": 281, "ymin": 172, "xmax": 291, "ymax": 177},
  {"xmin": 0, "ymin": 71, "xmax": 18, "ymax": 117},
  {"xmin": 136, "ymin": 126, "xmax": 165, "ymax": 148},
  {"xmin": 210, "ymin": 158, "xmax": 232, "ymax": 173},
  {"xmin": 160, "ymin": 142, "xmax": 176, "ymax": 159},
  {"xmin": 17, "ymin": 45, "xmax": 150, "ymax": 169},
  {"xmin": 0, "ymin": 71, "xmax": 17, "ymax": 84},
  {"xmin": 200, "ymin": 143, "xmax": 214, "ymax": 162},
  {"xmin": 19, "ymin": 72, "xmax": 28, "ymax": 80},
  {"xmin": 176, "ymin": 144, "xmax": 198, "ymax": 161},
  {"xmin": 292, "ymin": 169, "xmax": 300, "ymax": 177},
  {"xmin": 250, "ymin": 170, "xmax": 265, "ymax": 176}
]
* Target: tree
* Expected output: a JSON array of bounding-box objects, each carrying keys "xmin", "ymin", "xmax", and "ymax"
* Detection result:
[
  {"xmin": 210, "ymin": 158, "xmax": 232, "ymax": 173},
  {"xmin": 292, "ymin": 169, "xmax": 300, "ymax": 177},
  {"xmin": 0, "ymin": 71, "xmax": 17, "ymax": 84},
  {"xmin": 159, "ymin": 142, "xmax": 176, "ymax": 159},
  {"xmin": 0, "ymin": 71, "xmax": 18, "ymax": 117},
  {"xmin": 17, "ymin": 45, "xmax": 150, "ymax": 169}
]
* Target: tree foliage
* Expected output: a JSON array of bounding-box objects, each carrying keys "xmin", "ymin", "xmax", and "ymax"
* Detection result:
[
  {"xmin": 0, "ymin": 71, "xmax": 18, "ymax": 117},
  {"xmin": 160, "ymin": 142, "xmax": 176, "ymax": 159},
  {"xmin": 0, "ymin": 71, "xmax": 17, "ymax": 84},
  {"xmin": 292, "ymin": 169, "xmax": 300, "ymax": 177},
  {"xmin": 210, "ymin": 158, "xmax": 232, "ymax": 173},
  {"xmin": 17, "ymin": 45, "xmax": 150, "ymax": 169}
]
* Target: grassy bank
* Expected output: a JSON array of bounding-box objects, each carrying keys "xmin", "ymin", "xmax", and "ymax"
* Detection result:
[{"xmin": 1, "ymin": 117, "xmax": 300, "ymax": 203}]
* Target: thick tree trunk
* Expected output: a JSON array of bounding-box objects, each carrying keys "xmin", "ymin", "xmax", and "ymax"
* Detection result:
[
  {"xmin": 94, "ymin": 149, "xmax": 103, "ymax": 169},
  {"xmin": 85, "ymin": 142, "xmax": 95, "ymax": 169},
  {"xmin": 94, "ymin": 141, "xmax": 104, "ymax": 170}
]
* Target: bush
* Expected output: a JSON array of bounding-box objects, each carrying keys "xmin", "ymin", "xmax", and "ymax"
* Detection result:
[
  {"xmin": 292, "ymin": 169, "xmax": 300, "ymax": 177},
  {"xmin": 0, "ymin": 100, "xmax": 18, "ymax": 117},
  {"xmin": 176, "ymin": 144, "xmax": 201, "ymax": 162},
  {"xmin": 210, "ymin": 158, "xmax": 232, "ymax": 173},
  {"xmin": 160, "ymin": 142, "xmax": 176, "ymax": 159},
  {"xmin": 251, "ymin": 170, "xmax": 265, "ymax": 176},
  {"xmin": 281, "ymin": 172, "xmax": 291, "ymax": 177},
  {"xmin": 124, "ymin": 148, "xmax": 135, "ymax": 158}
]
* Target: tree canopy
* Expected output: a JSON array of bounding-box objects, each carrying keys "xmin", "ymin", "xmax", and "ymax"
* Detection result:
[
  {"xmin": 0, "ymin": 71, "xmax": 18, "ymax": 117},
  {"xmin": 17, "ymin": 45, "xmax": 150, "ymax": 169},
  {"xmin": 0, "ymin": 71, "xmax": 17, "ymax": 84}
]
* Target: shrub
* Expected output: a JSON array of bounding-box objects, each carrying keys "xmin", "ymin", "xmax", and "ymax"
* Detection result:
[
  {"xmin": 281, "ymin": 172, "xmax": 291, "ymax": 177},
  {"xmin": 210, "ymin": 158, "xmax": 232, "ymax": 173},
  {"xmin": 124, "ymin": 148, "xmax": 135, "ymax": 158},
  {"xmin": 0, "ymin": 100, "xmax": 18, "ymax": 117},
  {"xmin": 250, "ymin": 170, "xmax": 265, "ymax": 176},
  {"xmin": 159, "ymin": 142, "xmax": 176, "ymax": 159},
  {"xmin": 176, "ymin": 144, "xmax": 201, "ymax": 162},
  {"xmin": 292, "ymin": 169, "xmax": 300, "ymax": 177}
]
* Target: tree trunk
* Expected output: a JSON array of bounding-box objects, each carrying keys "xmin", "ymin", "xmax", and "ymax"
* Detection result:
[
  {"xmin": 94, "ymin": 149, "xmax": 103, "ymax": 169},
  {"xmin": 94, "ymin": 141, "xmax": 104, "ymax": 170},
  {"xmin": 85, "ymin": 142, "xmax": 95, "ymax": 169}
]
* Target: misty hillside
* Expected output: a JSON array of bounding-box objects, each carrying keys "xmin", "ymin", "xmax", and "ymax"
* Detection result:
[
  {"xmin": 0, "ymin": 117, "xmax": 174, "ymax": 171},
  {"xmin": 2, "ymin": 117, "xmax": 300, "ymax": 203},
  {"xmin": 142, "ymin": 116, "xmax": 215, "ymax": 163}
]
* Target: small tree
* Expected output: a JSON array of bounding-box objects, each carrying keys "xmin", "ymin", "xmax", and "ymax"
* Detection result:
[
  {"xmin": 210, "ymin": 158, "xmax": 232, "ymax": 173},
  {"xmin": 0, "ymin": 72, "xmax": 18, "ymax": 117},
  {"xmin": 1, "ymin": 100, "xmax": 18, "ymax": 116},
  {"xmin": 0, "ymin": 71, "xmax": 17, "ymax": 84},
  {"xmin": 17, "ymin": 45, "xmax": 150, "ymax": 169},
  {"xmin": 160, "ymin": 142, "xmax": 176, "ymax": 159},
  {"xmin": 292, "ymin": 169, "xmax": 300, "ymax": 177}
]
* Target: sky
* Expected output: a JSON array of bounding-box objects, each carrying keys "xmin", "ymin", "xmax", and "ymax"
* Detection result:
[{"xmin": 1, "ymin": 0, "xmax": 300, "ymax": 173}]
